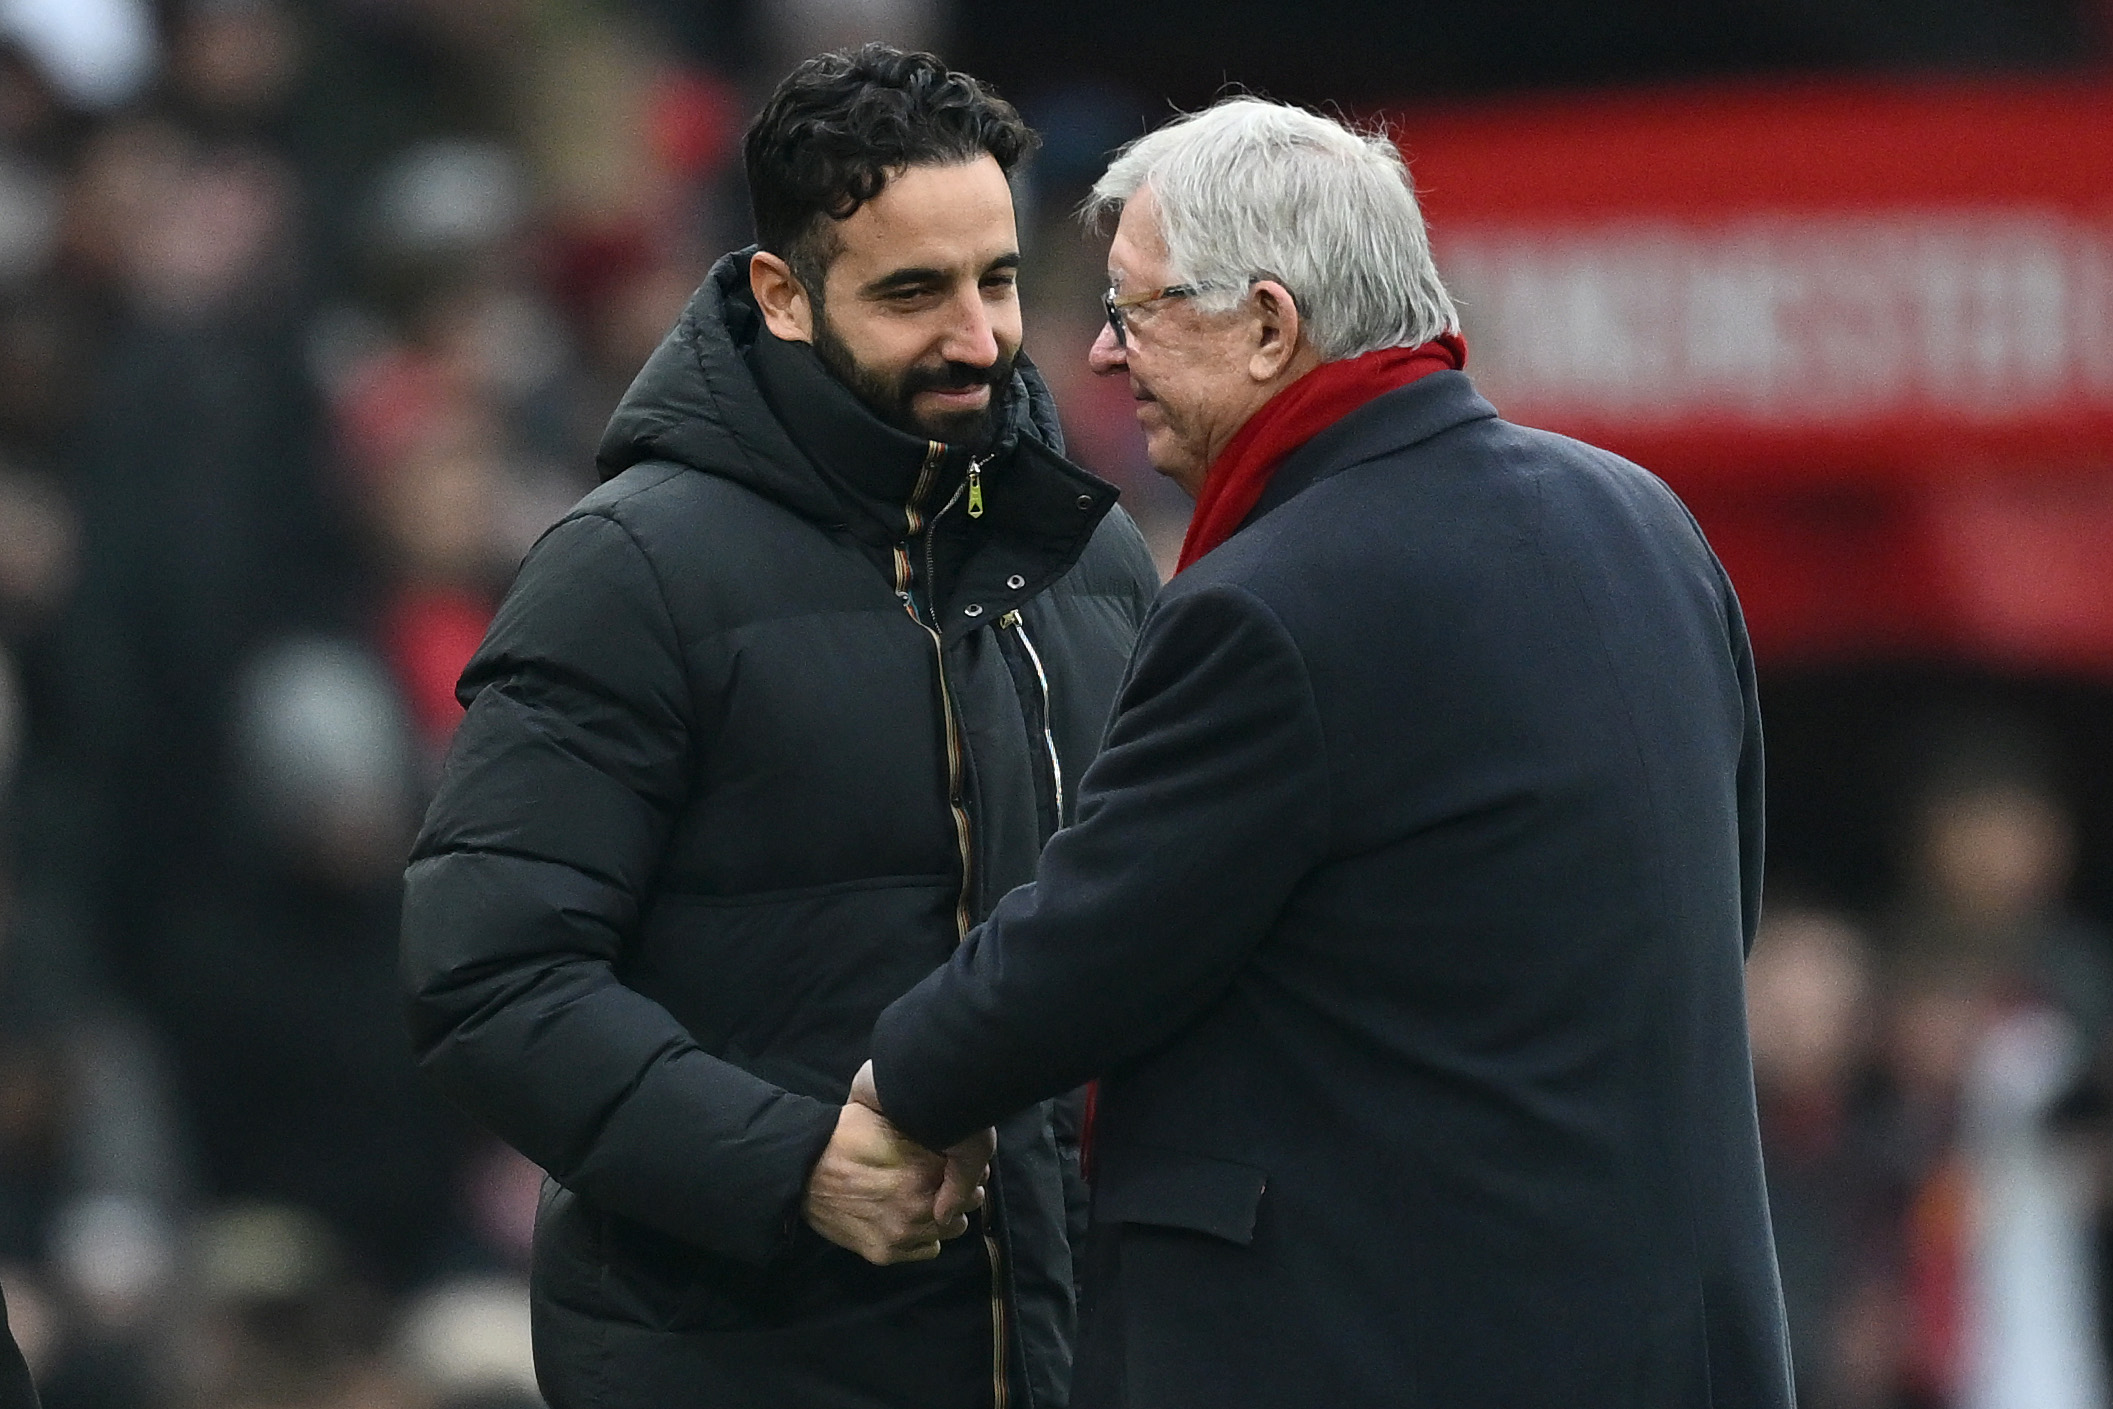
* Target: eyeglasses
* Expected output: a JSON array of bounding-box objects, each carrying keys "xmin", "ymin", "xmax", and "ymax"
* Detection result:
[{"xmin": 1102, "ymin": 283, "xmax": 1205, "ymax": 348}]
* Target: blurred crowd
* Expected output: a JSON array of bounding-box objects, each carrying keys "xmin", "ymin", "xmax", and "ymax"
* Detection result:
[
  {"xmin": 0, "ymin": 1, "xmax": 814, "ymax": 1406},
  {"xmin": 0, "ymin": 2, "xmax": 1186, "ymax": 1405},
  {"xmin": 1752, "ymin": 715, "xmax": 2113, "ymax": 1409},
  {"xmin": 0, "ymin": 1, "xmax": 2107, "ymax": 1408}
]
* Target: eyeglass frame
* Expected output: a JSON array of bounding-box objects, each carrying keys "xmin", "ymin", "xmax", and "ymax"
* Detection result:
[
  {"xmin": 1101, "ymin": 283, "xmax": 1207, "ymax": 348},
  {"xmin": 1102, "ymin": 278, "xmax": 1280, "ymax": 348}
]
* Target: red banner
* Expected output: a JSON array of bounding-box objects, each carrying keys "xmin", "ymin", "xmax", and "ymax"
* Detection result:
[{"xmin": 1393, "ymin": 80, "xmax": 2113, "ymax": 671}]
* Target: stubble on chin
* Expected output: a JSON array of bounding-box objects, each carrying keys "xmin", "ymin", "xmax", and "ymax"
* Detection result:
[
  {"xmin": 811, "ymin": 314, "xmax": 1009, "ymax": 450},
  {"xmin": 917, "ymin": 398, "xmax": 1004, "ymax": 450}
]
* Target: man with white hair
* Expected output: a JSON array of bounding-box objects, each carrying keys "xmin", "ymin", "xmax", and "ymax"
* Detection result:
[{"xmin": 854, "ymin": 99, "xmax": 1794, "ymax": 1407}]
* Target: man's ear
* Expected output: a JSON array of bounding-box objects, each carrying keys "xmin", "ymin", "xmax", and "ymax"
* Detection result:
[
  {"xmin": 750, "ymin": 251, "xmax": 816, "ymax": 343},
  {"xmin": 1247, "ymin": 279, "xmax": 1304, "ymax": 382}
]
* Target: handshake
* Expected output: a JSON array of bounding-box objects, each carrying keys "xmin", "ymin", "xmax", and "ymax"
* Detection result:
[{"xmin": 800, "ymin": 1060, "xmax": 996, "ymax": 1266}]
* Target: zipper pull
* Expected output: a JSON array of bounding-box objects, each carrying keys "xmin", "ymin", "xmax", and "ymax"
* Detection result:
[
  {"xmin": 999, "ymin": 609, "xmax": 1021, "ymax": 629},
  {"xmin": 966, "ymin": 459, "xmax": 985, "ymax": 519}
]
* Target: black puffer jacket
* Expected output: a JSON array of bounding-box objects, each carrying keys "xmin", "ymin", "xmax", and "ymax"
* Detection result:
[{"xmin": 400, "ymin": 251, "xmax": 1158, "ymax": 1409}]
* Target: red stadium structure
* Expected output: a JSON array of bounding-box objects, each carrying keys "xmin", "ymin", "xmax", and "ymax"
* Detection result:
[{"xmin": 1393, "ymin": 80, "xmax": 2113, "ymax": 676}]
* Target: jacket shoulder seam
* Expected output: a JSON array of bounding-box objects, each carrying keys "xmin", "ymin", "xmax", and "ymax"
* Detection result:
[
  {"xmin": 574, "ymin": 505, "xmax": 699, "ymax": 733},
  {"xmin": 580, "ymin": 459, "xmax": 687, "ymax": 510}
]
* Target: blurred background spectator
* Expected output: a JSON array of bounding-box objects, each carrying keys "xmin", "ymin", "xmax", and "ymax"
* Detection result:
[{"xmin": 0, "ymin": 0, "xmax": 2104, "ymax": 1403}]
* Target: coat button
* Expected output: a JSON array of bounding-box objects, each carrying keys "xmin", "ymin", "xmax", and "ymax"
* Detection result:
[
  {"xmin": 1076, "ymin": 494, "xmax": 1093, "ymax": 510},
  {"xmin": 963, "ymin": 603, "xmax": 984, "ymax": 617},
  {"xmin": 1006, "ymin": 574, "xmax": 1025, "ymax": 590}
]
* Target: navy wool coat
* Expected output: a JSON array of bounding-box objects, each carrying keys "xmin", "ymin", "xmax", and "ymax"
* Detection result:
[{"xmin": 871, "ymin": 370, "xmax": 1795, "ymax": 1409}]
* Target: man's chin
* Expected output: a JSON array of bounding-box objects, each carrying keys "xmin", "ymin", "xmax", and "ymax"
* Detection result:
[
  {"xmin": 1144, "ymin": 437, "xmax": 1207, "ymax": 499},
  {"xmin": 904, "ymin": 404, "xmax": 1001, "ymax": 450}
]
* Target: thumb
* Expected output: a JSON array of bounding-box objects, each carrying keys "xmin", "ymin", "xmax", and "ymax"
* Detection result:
[{"xmin": 935, "ymin": 1128, "xmax": 996, "ymax": 1224}]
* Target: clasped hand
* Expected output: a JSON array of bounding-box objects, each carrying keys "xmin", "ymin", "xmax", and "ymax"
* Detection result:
[{"xmin": 800, "ymin": 1061, "xmax": 995, "ymax": 1265}]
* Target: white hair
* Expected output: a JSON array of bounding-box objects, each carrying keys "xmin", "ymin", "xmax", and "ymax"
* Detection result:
[{"xmin": 1086, "ymin": 98, "xmax": 1458, "ymax": 361}]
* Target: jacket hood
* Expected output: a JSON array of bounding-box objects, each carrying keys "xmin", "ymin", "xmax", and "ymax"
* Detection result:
[{"xmin": 595, "ymin": 248, "xmax": 1072, "ymax": 525}]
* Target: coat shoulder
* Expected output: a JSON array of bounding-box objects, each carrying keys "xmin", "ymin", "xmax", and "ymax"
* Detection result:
[
  {"xmin": 532, "ymin": 458, "xmax": 864, "ymax": 642},
  {"xmin": 1490, "ymin": 418, "xmax": 1712, "ymax": 534},
  {"xmin": 566, "ymin": 458, "xmax": 827, "ymax": 558},
  {"xmin": 1186, "ymin": 410, "xmax": 1717, "ymax": 609}
]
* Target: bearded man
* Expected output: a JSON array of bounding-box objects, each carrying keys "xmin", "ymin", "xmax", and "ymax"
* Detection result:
[
  {"xmin": 399, "ymin": 45, "xmax": 1157, "ymax": 1409},
  {"xmin": 858, "ymin": 99, "xmax": 1794, "ymax": 1409}
]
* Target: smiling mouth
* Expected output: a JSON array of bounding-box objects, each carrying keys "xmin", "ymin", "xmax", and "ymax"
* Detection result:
[{"xmin": 920, "ymin": 384, "xmax": 991, "ymax": 404}]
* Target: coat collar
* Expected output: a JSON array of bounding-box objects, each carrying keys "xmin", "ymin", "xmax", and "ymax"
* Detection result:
[
  {"xmin": 594, "ymin": 248, "xmax": 1121, "ymax": 635},
  {"xmin": 1243, "ymin": 370, "xmax": 1500, "ymax": 530},
  {"xmin": 738, "ymin": 299, "xmax": 1122, "ymax": 638},
  {"xmin": 745, "ymin": 323, "xmax": 993, "ymax": 545}
]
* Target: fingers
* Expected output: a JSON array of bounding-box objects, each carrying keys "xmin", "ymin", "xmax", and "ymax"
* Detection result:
[
  {"xmin": 818, "ymin": 1193, "xmax": 946, "ymax": 1265},
  {"xmin": 933, "ymin": 1164, "xmax": 986, "ymax": 1224},
  {"xmin": 845, "ymin": 1187, "xmax": 964, "ymax": 1266},
  {"xmin": 851, "ymin": 1226, "xmax": 944, "ymax": 1265},
  {"xmin": 803, "ymin": 1107, "xmax": 1000, "ymax": 1265},
  {"xmin": 824, "ymin": 1178, "xmax": 978, "ymax": 1265},
  {"xmin": 806, "ymin": 1103, "xmax": 986, "ymax": 1264},
  {"xmin": 934, "ymin": 1126, "xmax": 997, "ymax": 1224},
  {"xmin": 933, "ymin": 1183, "xmax": 985, "ymax": 1225}
]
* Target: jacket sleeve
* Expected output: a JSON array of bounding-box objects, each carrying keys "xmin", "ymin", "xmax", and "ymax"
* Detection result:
[
  {"xmin": 400, "ymin": 510, "xmax": 838, "ymax": 1265},
  {"xmin": 870, "ymin": 581, "xmax": 1332, "ymax": 1151}
]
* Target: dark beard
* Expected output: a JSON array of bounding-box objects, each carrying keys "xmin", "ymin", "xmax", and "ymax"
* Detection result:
[{"xmin": 810, "ymin": 311, "xmax": 1014, "ymax": 452}]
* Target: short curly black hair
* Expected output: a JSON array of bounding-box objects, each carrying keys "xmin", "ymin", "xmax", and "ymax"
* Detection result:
[{"xmin": 744, "ymin": 44, "xmax": 1038, "ymax": 296}]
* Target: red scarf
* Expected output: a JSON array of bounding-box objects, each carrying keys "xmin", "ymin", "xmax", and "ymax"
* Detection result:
[
  {"xmin": 1174, "ymin": 334, "xmax": 1467, "ymax": 573},
  {"xmin": 1079, "ymin": 336, "xmax": 1468, "ymax": 1183}
]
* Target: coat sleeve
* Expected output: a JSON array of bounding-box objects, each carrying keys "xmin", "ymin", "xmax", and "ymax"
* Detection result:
[
  {"xmin": 0, "ymin": 1280, "xmax": 37, "ymax": 1409},
  {"xmin": 1726, "ymin": 573, "xmax": 1766, "ymax": 957},
  {"xmin": 400, "ymin": 510, "xmax": 838, "ymax": 1265},
  {"xmin": 870, "ymin": 581, "xmax": 1332, "ymax": 1151}
]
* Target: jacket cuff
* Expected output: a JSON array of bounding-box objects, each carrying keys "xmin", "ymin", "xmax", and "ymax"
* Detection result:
[
  {"xmin": 735, "ymin": 1093, "xmax": 843, "ymax": 1265},
  {"xmin": 869, "ymin": 996, "xmax": 981, "ymax": 1153}
]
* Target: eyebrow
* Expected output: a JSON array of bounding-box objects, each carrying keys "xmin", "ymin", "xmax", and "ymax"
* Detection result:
[{"xmin": 860, "ymin": 252, "xmax": 1022, "ymax": 297}]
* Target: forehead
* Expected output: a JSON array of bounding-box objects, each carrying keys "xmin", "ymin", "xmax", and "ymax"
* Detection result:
[
  {"xmin": 830, "ymin": 155, "xmax": 1017, "ymax": 276},
  {"xmin": 1107, "ymin": 185, "xmax": 1173, "ymax": 285}
]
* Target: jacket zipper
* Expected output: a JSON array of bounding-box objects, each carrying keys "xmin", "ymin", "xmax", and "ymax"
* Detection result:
[
  {"xmin": 999, "ymin": 610, "xmax": 1064, "ymax": 830},
  {"xmin": 893, "ymin": 442, "xmax": 974, "ymax": 942},
  {"xmin": 898, "ymin": 442, "xmax": 1009, "ymax": 1409},
  {"xmin": 891, "ymin": 441, "xmax": 944, "ymax": 625},
  {"xmin": 984, "ymin": 1207, "xmax": 1009, "ymax": 1409}
]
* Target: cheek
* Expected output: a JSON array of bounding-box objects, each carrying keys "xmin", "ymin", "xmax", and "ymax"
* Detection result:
[
  {"xmin": 826, "ymin": 308, "xmax": 924, "ymax": 377},
  {"xmin": 992, "ymin": 299, "xmax": 1025, "ymax": 355},
  {"xmin": 1143, "ymin": 366, "xmax": 1221, "ymax": 437}
]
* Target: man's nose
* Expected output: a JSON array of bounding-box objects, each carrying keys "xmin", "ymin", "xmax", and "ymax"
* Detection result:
[
  {"xmin": 1088, "ymin": 320, "xmax": 1126, "ymax": 376},
  {"xmin": 942, "ymin": 296, "xmax": 1000, "ymax": 368}
]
